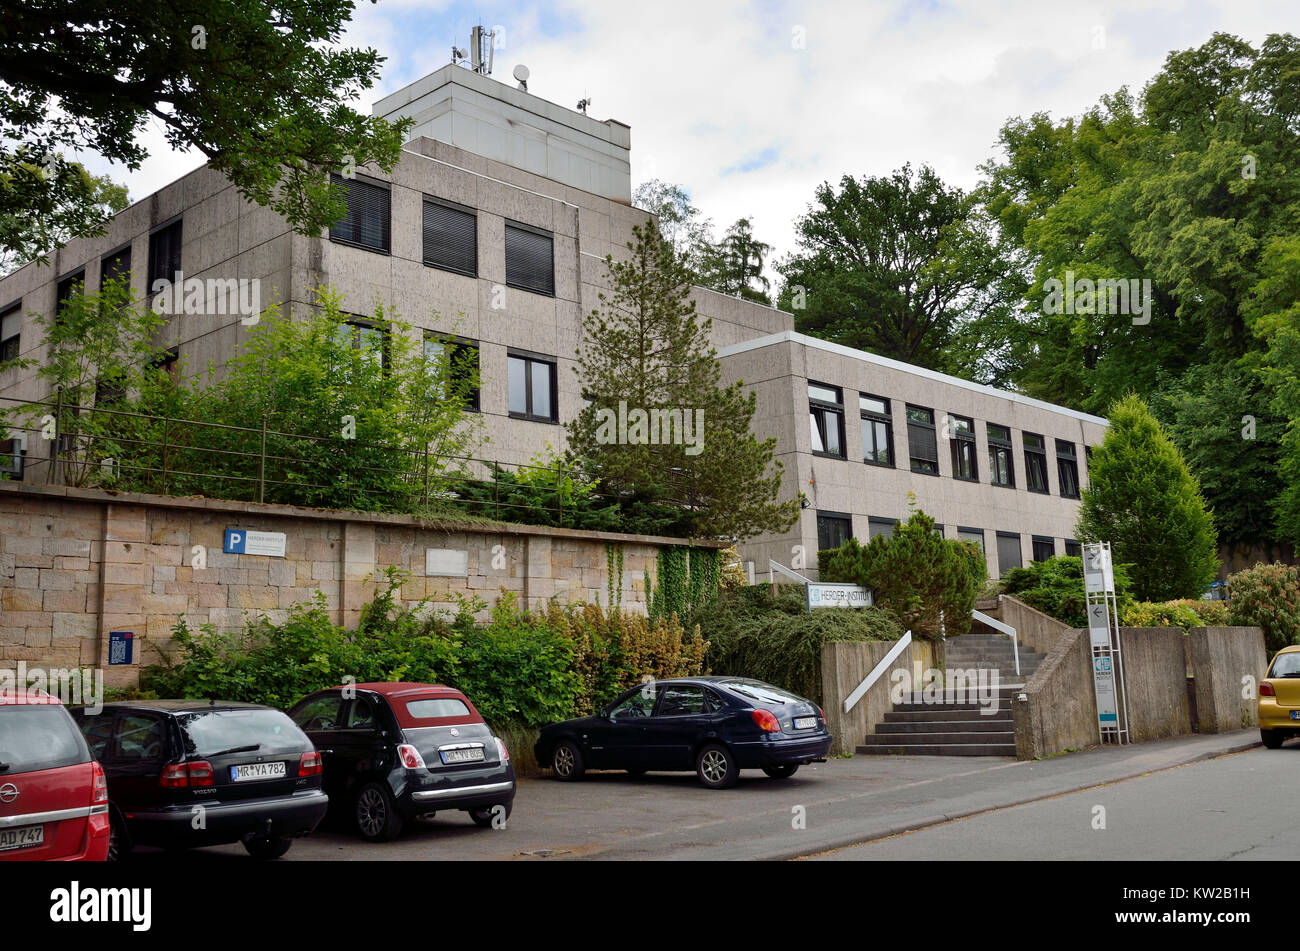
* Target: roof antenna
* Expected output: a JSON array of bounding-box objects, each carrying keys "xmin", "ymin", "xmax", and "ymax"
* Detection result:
[
  {"xmin": 513, "ymin": 64, "xmax": 530, "ymax": 92},
  {"xmin": 576, "ymin": 96, "xmax": 591, "ymax": 115},
  {"xmin": 470, "ymin": 24, "xmax": 495, "ymax": 75}
]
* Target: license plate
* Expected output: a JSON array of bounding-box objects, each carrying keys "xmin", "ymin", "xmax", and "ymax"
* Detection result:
[
  {"xmin": 1291, "ymin": 711, "xmax": 1300, "ymax": 721},
  {"xmin": 439, "ymin": 747, "xmax": 485, "ymax": 765},
  {"xmin": 0, "ymin": 824, "xmax": 44, "ymax": 852},
  {"xmin": 793, "ymin": 716, "xmax": 816, "ymax": 730},
  {"xmin": 230, "ymin": 761, "xmax": 286, "ymax": 782}
]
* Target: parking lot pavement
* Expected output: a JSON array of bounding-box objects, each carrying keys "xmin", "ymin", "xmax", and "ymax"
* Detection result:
[{"xmin": 127, "ymin": 730, "xmax": 1259, "ymax": 862}]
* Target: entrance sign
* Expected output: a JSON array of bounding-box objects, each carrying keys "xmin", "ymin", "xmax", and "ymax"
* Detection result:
[
  {"xmin": 1082, "ymin": 541, "xmax": 1129, "ymax": 744},
  {"xmin": 807, "ymin": 583, "xmax": 872, "ymax": 610}
]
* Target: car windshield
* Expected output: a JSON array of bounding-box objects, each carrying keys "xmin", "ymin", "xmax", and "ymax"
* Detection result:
[
  {"xmin": 0, "ymin": 705, "xmax": 89, "ymax": 775},
  {"xmin": 1271, "ymin": 654, "xmax": 1300, "ymax": 678},
  {"xmin": 723, "ymin": 681, "xmax": 804, "ymax": 705},
  {"xmin": 176, "ymin": 708, "xmax": 309, "ymax": 757}
]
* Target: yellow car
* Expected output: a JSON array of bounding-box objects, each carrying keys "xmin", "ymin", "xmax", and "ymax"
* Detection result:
[{"xmin": 1259, "ymin": 645, "xmax": 1300, "ymax": 748}]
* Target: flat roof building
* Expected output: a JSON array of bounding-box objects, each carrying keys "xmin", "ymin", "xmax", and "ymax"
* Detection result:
[{"xmin": 0, "ymin": 62, "xmax": 1103, "ymax": 581}]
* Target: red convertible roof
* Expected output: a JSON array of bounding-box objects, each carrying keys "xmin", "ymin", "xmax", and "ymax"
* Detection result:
[{"xmin": 347, "ymin": 682, "xmax": 482, "ymax": 728}]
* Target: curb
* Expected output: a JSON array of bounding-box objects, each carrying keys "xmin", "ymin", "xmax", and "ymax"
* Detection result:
[{"xmin": 764, "ymin": 736, "xmax": 1262, "ymax": 861}]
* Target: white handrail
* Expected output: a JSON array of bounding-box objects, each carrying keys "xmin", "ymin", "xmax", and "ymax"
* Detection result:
[
  {"xmin": 972, "ymin": 609, "xmax": 1020, "ymax": 678},
  {"xmin": 842, "ymin": 630, "xmax": 913, "ymax": 713},
  {"xmin": 768, "ymin": 559, "xmax": 812, "ymax": 585}
]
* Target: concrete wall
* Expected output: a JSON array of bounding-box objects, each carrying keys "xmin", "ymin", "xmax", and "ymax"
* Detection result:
[
  {"xmin": 999, "ymin": 595, "xmax": 1075, "ymax": 657},
  {"xmin": 1013, "ymin": 627, "xmax": 1097, "ymax": 760},
  {"xmin": 1119, "ymin": 627, "xmax": 1193, "ymax": 741},
  {"xmin": 0, "ymin": 481, "xmax": 716, "ymax": 688},
  {"xmin": 820, "ymin": 636, "xmax": 940, "ymax": 756},
  {"xmin": 1187, "ymin": 626, "xmax": 1268, "ymax": 733}
]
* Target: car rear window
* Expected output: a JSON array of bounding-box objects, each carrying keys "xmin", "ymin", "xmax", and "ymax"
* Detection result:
[
  {"xmin": 175, "ymin": 708, "xmax": 310, "ymax": 757},
  {"xmin": 0, "ymin": 705, "xmax": 90, "ymax": 775},
  {"xmin": 723, "ymin": 681, "xmax": 804, "ymax": 705},
  {"xmin": 406, "ymin": 698, "xmax": 471, "ymax": 720},
  {"xmin": 1271, "ymin": 654, "xmax": 1300, "ymax": 677}
]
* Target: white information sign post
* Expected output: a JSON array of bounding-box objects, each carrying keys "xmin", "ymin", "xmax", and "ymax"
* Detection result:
[{"xmin": 1082, "ymin": 541, "xmax": 1129, "ymax": 744}]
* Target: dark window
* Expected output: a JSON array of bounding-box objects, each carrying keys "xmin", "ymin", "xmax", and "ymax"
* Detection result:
[
  {"xmin": 147, "ymin": 220, "xmax": 182, "ymax": 291},
  {"xmin": 329, "ymin": 175, "xmax": 390, "ymax": 253},
  {"xmin": 423, "ymin": 197, "xmax": 477, "ymax": 276},
  {"xmin": 505, "ymin": 221, "xmax": 555, "ymax": 296},
  {"xmin": 424, "ymin": 335, "xmax": 480, "ymax": 411},
  {"xmin": 957, "ymin": 526, "xmax": 985, "ymax": 552},
  {"xmin": 0, "ymin": 436, "xmax": 24, "ymax": 478},
  {"xmin": 56, "ymin": 270, "xmax": 85, "ymax": 323},
  {"xmin": 655, "ymin": 685, "xmax": 708, "ymax": 717},
  {"xmin": 1057, "ymin": 440, "xmax": 1080, "ymax": 498},
  {"xmin": 0, "ymin": 300, "xmax": 19, "ymax": 363},
  {"xmin": 508, "ymin": 352, "xmax": 557, "ymax": 422},
  {"xmin": 1024, "ymin": 432, "xmax": 1049, "ymax": 493},
  {"xmin": 1064, "ymin": 539, "xmax": 1082, "ymax": 558},
  {"xmin": 1032, "ymin": 536, "xmax": 1056, "ymax": 562},
  {"xmin": 948, "ymin": 413, "xmax": 977, "ymax": 481},
  {"xmin": 995, "ymin": 532, "xmax": 1022, "ymax": 576},
  {"xmin": 150, "ymin": 346, "xmax": 180, "ymax": 380},
  {"xmin": 868, "ymin": 516, "xmax": 898, "ymax": 540},
  {"xmin": 346, "ymin": 697, "xmax": 378, "ymax": 730},
  {"xmin": 906, "ymin": 405, "xmax": 939, "ymax": 475},
  {"xmin": 988, "ymin": 423, "xmax": 1014, "ymax": 487},
  {"xmin": 100, "ymin": 246, "xmax": 131, "ymax": 291},
  {"xmin": 817, "ymin": 511, "xmax": 853, "ymax": 551},
  {"xmin": 860, "ymin": 394, "xmax": 894, "ymax": 466},
  {"xmin": 176, "ymin": 708, "xmax": 310, "ymax": 757},
  {"xmin": 336, "ymin": 318, "xmax": 389, "ymax": 370},
  {"xmin": 809, "ymin": 383, "xmax": 845, "ymax": 458},
  {"xmin": 292, "ymin": 695, "xmax": 345, "ymax": 730},
  {"xmin": 111, "ymin": 713, "xmax": 166, "ymax": 761},
  {"xmin": 95, "ymin": 370, "xmax": 126, "ymax": 407},
  {"xmin": 610, "ymin": 689, "xmax": 656, "ymax": 719}
]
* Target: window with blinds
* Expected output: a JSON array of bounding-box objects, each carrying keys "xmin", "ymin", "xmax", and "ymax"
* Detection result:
[
  {"xmin": 423, "ymin": 198, "xmax": 477, "ymax": 276},
  {"xmin": 100, "ymin": 247, "xmax": 131, "ymax": 291},
  {"xmin": 148, "ymin": 220, "xmax": 182, "ymax": 290},
  {"xmin": 996, "ymin": 532, "xmax": 1023, "ymax": 576},
  {"xmin": 817, "ymin": 512, "xmax": 853, "ymax": 550},
  {"xmin": 505, "ymin": 221, "xmax": 555, "ymax": 296},
  {"xmin": 906, "ymin": 405, "xmax": 938, "ymax": 474},
  {"xmin": 329, "ymin": 175, "xmax": 390, "ymax": 253}
]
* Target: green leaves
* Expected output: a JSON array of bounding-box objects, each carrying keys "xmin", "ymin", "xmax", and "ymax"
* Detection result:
[{"xmin": 1076, "ymin": 394, "xmax": 1220, "ymax": 600}]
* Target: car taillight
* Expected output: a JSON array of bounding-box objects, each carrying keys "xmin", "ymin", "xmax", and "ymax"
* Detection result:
[
  {"xmin": 298, "ymin": 751, "xmax": 323, "ymax": 776},
  {"xmin": 752, "ymin": 709, "xmax": 781, "ymax": 733},
  {"xmin": 397, "ymin": 744, "xmax": 426, "ymax": 769},
  {"xmin": 1261, "ymin": 681, "xmax": 1276, "ymax": 697},
  {"xmin": 817, "ymin": 705, "xmax": 825, "ymax": 721},
  {"xmin": 159, "ymin": 761, "xmax": 215, "ymax": 789},
  {"xmin": 91, "ymin": 761, "xmax": 108, "ymax": 804},
  {"xmin": 495, "ymin": 736, "xmax": 510, "ymax": 762}
]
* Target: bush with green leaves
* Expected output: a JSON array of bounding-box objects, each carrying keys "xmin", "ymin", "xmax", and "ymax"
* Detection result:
[
  {"xmin": 820, "ymin": 506, "xmax": 985, "ymax": 638},
  {"xmin": 1227, "ymin": 562, "xmax": 1300, "ymax": 653},
  {"xmin": 1000, "ymin": 555, "xmax": 1134, "ymax": 628},
  {"xmin": 1121, "ymin": 599, "xmax": 1230, "ymax": 632},
  {"xmin": 692, "ymin": 583, "xmax": 902, "ymax": 704}
]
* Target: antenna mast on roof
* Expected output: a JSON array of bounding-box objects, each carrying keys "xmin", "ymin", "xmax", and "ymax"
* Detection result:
[{"xmin": 469, "ymin": 24, "xmax": 495, "ymax": 75}]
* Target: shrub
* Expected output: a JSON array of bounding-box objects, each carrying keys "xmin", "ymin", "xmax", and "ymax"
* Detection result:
[
  {"xmin": 692, "ymin": 584, "xmax": 902, "ymax": 704},
  {"xmin": 1122, "ymin": 599, "xmax": 1230, "ymax": 632},
  {"xmin": 1228, "ymin": 562, "xmax": 1300, "ymax": 652},
  {"xmin": 821, "ymin": 506, "xmax": 984, "ymax": 638},
  {"xmin": 1000, "ymin": 555, "xmax": 1134, "ymax": 628}
]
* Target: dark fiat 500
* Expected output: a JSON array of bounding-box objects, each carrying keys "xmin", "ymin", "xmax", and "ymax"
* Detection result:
[
  {"xmin": 72, "ymin": 700, "xmax": 329, "ymax": 860},
  {"xmin": 288, "ymin": 683, "xmax": 516, "ymax": 841},
  {"xmin": 535, "ymin": 677, "xmax": 832, "ymax": 789}
]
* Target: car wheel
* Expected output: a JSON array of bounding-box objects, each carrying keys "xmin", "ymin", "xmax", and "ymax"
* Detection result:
[
  {"xmin": 550, "ymin": 740, "xmax": 585, "ymax": 781},
  {"xmin": 696, "ymin": 744, "xmax": 738, "ymax": 789},
  {"xmin": 242, "ymin": 834, "xmax": 293, "ymax": 860},
  {"xmin": 355, "ymin": 781, "xmax": 405, "ymax": 842},
  {"xmin": 469, "ymin": 802, "xmax": 513, "ymax": 829},
  {"xmin": 1261, "ymin": 728, "xmax": 1286, "ymax": 749},
  {"xmin": 762, "ymin": 764, "xmax": 799, "ymax": 779},
  {"xmin": 106, "ymin": 810, "xmax": 131, "ymax": 862}
]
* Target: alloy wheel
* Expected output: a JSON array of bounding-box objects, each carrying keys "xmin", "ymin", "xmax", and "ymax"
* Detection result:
[
  {"xmin": 553, "ymin": 744, "xmax": 575, "ymax": 777},
  {"xmin": 700, "ymin": 749, "xmax": 728, "ymax": 784},
  {"xmin": 357, "ymin": 787, "xmax": 387, "ymax": 837}
]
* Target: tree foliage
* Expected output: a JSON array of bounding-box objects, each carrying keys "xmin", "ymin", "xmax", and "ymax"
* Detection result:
[{"xmin": 1076, "ymin": 394, "xmax": 1220, "ymax": 600}]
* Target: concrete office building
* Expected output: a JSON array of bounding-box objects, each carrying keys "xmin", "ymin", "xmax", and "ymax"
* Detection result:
[{"xmin": 0, "ymin": 62, "xmax": 1104, "ymax": 581}]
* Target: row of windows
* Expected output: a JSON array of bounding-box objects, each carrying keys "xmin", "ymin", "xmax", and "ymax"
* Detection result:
[
  {"xmin": 809, "ymin": 382, "xmax": 1084, "ymax": 499},
  {"xmin": 329, "ymin": 175, "xmax": 557, "ymax": 297},
  {"xmin": 815, "ymin": 512, "xmax": 1082, "ymax": 575}
]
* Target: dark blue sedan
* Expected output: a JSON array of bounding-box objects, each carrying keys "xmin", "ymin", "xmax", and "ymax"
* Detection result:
[{"xmin": 534, "ymin": 677, "xmax": 832, "ymax": 789}]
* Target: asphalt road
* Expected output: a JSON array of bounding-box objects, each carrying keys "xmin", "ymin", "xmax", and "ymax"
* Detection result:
[
  {"xmin": 119, "ymin": 730, "xmax": 1263, "ymax": 862},
  {"xmin": 809, "ymin": 744, "xmax": 1299, "ymax": 861}
]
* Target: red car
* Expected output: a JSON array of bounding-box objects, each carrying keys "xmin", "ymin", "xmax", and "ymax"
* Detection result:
[{"xmin": 0, "ymin": 688, "xmax": 110, "ymax": 861}]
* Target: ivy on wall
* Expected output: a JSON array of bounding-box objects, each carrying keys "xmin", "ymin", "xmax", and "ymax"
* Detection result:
[{"xmin": 648, "ymin": 545, "xmax": 720, "ymax": 621}]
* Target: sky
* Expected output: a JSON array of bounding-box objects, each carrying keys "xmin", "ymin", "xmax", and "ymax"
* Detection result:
[{"xmin": 84, "ymin": 0, "xmax": 1290, "ymax": 275}]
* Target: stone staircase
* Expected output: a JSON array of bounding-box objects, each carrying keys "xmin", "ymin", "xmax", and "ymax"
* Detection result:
[{"xmin": 857, "ymin": 620, "xmax": 1047, "ymax": 757}]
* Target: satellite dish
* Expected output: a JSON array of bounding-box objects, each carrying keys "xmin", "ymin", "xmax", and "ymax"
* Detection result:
[{"xmin": 513, "ymin": 64, "xmax": 530, "ymax": 82}]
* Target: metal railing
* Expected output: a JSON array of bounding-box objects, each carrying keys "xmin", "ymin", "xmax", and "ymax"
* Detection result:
[{"xmin": 0, "ymin": 394, "xmax": 690, "ymax": 527}]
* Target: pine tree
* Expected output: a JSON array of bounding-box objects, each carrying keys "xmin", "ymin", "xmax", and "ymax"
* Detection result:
[
  {"xmin": 566, "ymin": 219, "xmax": 799, "ymax": 540},
  {"xmin": 1077, "ymin": 393, "xmax": 1220, "ymax": 600}
]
